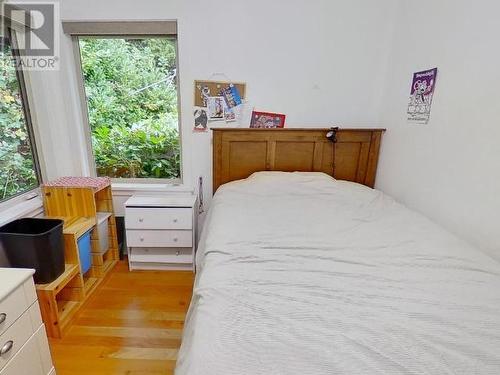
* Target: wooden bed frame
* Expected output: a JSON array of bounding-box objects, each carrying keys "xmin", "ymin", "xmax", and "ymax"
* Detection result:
[{"xmin": 212, "ymin": 128, "xmax": 385, "ymax": 192}]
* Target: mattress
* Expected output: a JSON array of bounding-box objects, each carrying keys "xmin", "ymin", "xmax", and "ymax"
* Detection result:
[{"xmin": 176, "ymin": 172, "xmax": 500, "ymax": 374}]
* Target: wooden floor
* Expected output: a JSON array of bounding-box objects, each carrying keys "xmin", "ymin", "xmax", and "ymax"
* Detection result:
[{"xmin": 49, "ymin": 261, "xmax": 194, "ymax": 374}]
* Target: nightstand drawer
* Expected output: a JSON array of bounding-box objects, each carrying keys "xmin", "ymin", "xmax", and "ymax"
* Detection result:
[
  {"xmin": 125, "ymin": 208, "xmax": 192, "ymax": 230},
  {"xmin": 130, "ymin": 247, "xmax": 192, "ymax": 264},
  {"xmin": 126, "ymin": 230, "xmax": 192, "ymax": 247}
]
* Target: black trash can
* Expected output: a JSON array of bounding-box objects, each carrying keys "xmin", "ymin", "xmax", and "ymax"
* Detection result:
[{"xmin": 0, "ymin": 218, "xmax": 65, "ymax": 284}]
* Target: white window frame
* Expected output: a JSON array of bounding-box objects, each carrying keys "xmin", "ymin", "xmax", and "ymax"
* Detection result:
[
  {"xmin": 64, "ymin": 20, "xmax": 182, "ymax": 184},
  {"xmin": 0, "ymin": 25, "xmax": 46, "ymax": 212}
]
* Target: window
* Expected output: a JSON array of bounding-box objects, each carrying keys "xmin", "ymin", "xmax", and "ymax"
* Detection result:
[
  {"xmin": 76, "ymin": 36, "xmax": 181, "ymax": 180},
  {"xmin": 0, "ymin": 32, "xmax": 41, "ymax": 202}
]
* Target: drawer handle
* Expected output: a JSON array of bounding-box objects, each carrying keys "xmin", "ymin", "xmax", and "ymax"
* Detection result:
[
  {"xmin": 0, "ymin": 313, "xmax": 6, "ymax": 324},
  {"xmin": 139, "ymin": 218, "xmax": 144, "ymax": 222},
  {"xmin": 173, "ymin": 238, "xmax": 178, "ymax": 242},
  {"xmin": 0, "ymin": 341, "xmax": 13, "ymax": 356},
  {"xmin": 140, "ymin": 237, "xmax": 144, "ymax": 242},
  {"xmin": 176, "ymin": 251, "xmax": 180, "ymax": 256},
  {"xmin": 173, "ymin": 218, "xmax": 178, "ymax": 223}
]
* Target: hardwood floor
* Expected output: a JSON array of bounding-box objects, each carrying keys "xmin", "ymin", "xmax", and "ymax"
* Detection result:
[{"xmin": 49, "ymin": 261, "xmax": 194, "ymax": 374}]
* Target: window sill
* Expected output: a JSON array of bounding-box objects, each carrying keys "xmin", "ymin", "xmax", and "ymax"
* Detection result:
[
  {"xmin": 0, "ymin": 196, "xmax": 44, "ymax": 226},
  {"xmin": 111, "ymin": 182, "xmax": 194, "ymax": 195}
]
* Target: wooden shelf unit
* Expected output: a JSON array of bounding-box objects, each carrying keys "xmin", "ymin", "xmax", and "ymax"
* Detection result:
[
  {"xmin": 36, "ymin": 262, "xmax": 82, "ymax": 338},
  {"xmin": 38, "ymin": 181, "xmax": 120, "ymax": 338},
  {"xmin": 43, "ymin": 184, "xmax": 119, "ymax": 265}
]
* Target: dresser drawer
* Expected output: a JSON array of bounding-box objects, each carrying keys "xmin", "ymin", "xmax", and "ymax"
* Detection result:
[
  {"xmin": 125, "ymin": 207, "xmax": 192, "ymax": 230},
  {"xmin": 0, "ymin": 325, "xmax": 50, "ymax": 375},
  {"xmin": 130, "ymin": 247, "xmax": 193, "ymax": 264},
  {"xmin": 0, "ymin": 285, "xmax": 29, "ymax": 337},
  {"xmin": 0, "ymin": 309, "xmax": 33, "ymax": 371},
  {"xmin": 127, "ymin": 230, "xmax": 192, "ymax": 248}
]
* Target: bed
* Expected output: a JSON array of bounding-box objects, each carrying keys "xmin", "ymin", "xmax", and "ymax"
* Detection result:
[{"xmin": 176, "ymin": 129, "xmax": 500, "ymax": 374}]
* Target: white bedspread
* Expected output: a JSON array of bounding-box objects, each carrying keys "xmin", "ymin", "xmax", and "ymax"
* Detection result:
[{"xmin": 176, "ymin": 172, "xmax": 500, "ymax": 375}]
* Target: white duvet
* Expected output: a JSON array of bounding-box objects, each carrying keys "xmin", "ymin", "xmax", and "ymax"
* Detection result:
[{"xmin": 176, "ymin": 172, "xmax": 500, "ymax": 375}]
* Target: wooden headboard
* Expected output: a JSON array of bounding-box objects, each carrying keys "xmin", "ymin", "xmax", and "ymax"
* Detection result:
[{"xmin": 212, "ymin": 128, "xmax": 385, "ymax": 192}]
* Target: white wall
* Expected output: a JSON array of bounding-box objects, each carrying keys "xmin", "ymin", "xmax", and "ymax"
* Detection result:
[
  {"xmin": 32, "ymin": 0, "xmax": 397, "ymax": 207},
  {"xmin": 376, "ymin": 0, "xmax": 500, "ymax": 258},
  {"xmin": 7, "ymin": 0, "xmax": 498, "ymax": 256}
]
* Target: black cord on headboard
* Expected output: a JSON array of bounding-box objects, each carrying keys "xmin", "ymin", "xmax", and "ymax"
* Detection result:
[{"xmin": 326, "ymin": 127, "xmax": 339, "ymax": 175}]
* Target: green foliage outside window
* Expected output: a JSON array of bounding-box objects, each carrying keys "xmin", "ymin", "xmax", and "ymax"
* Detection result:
[
  {"xmin": 0, "ymin": 38, "xmax": 39, "ymax": 201},
  {"xmin": 79, "ymin": 38, "xmax": 181, "ymax": 179}
]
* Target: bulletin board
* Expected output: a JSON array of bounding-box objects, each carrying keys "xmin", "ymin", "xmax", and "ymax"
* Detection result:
[{"xmin": 194, "ymin": 80, "xmax": 247, "ymax": 107}]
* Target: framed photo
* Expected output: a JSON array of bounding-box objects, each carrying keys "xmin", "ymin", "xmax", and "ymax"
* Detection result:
[
  {"xmin": 206, "ymin": 96, "xmax": 225, "ymax": 121},
  {"xmin": 250, "ymin": 111, "xmax": 286, "ymax": 128}
]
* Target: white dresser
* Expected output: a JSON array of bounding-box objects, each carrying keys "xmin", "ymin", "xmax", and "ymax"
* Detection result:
[
  {"xmin": 125, "ymin": 195, "xmax": 197, "ymax": 271},
  {"xmin": 0, "ymin": 268, "xmax": 55, "ymax": 375}
]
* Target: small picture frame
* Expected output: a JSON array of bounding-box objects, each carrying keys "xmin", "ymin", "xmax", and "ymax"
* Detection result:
[
  {"xmin": 207, "ymin": 96, "xmax": 225, "ymax": 121},
  {"xmin": 250, "ymin": 111, "xmax": 286, "ymax": 128}
]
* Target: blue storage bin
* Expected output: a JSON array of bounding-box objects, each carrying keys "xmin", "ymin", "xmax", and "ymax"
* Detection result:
[{"xmin": 77, "ymin": 230, "xmax": 92, "ymax": 274}]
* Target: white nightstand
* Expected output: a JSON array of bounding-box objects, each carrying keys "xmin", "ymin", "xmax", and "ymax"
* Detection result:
[{"xmin": 124, "ymin": 195, "xmax": 198, "ymax": 271}]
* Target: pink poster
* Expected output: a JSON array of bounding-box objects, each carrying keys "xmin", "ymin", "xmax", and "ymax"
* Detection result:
[{"xmin": 407, "ymin": 68, "xmax": 438, "ymax": 124}]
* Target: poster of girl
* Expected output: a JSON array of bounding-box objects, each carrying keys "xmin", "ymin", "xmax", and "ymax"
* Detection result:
[{"xmin": 407, "ymin": 67, "xmax": 438, "ymax": 124}]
